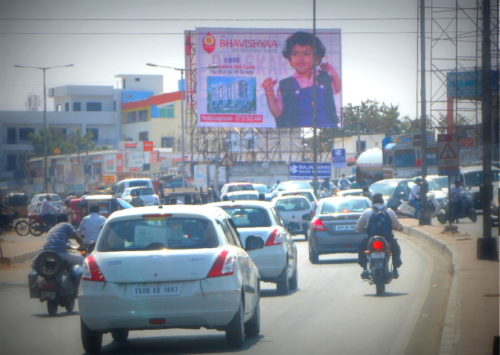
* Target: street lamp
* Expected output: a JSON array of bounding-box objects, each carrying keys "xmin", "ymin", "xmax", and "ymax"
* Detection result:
[
  {"xmin": 14, "ymin": 64, "xmax": 74, "ymax": 192},
  {"xmin": 146, "ymin": 62, "xmax": 217, "ymax": 188}
]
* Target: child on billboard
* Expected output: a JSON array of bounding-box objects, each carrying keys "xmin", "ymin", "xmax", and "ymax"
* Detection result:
[{"xmin": 262, "ymin": 31, "xmax": 341, "ymax": 128}]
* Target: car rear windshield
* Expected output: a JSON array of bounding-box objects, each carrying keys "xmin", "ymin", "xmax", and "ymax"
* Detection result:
[
  {"xmin": 275, "ymin": 198, "xmax": 310, "ymax": 211},
  {"xmin": 220, "ymin": 207, "xmax": 271, "ymax": 228},
  {"xmin": 321, "ymin": 199, "xmax": 369, "ymax": 214},
  {"xmin": 98, "ymin": 217, "xmax": 218, "ymax": 251},
  {"xmin": 227, "ymin": 184, "xmax": 254, "ymax": 192}
]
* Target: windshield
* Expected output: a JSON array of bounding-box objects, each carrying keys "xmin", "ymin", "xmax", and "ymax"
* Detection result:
[
  {"xmin": 277, "ymin": 181, "xmax": 313, "ymax": 191},
  {"xmin": 227, "ymin": 184, "xmax": 254, "ymax": 192},
  {"xmin": 98, "ymin": 217, "xmax": 218, "ymax": 251},
  {"xmin": 252, "ymin": 184, "xmax": 268, "ymax": 194},
  {"xmin": 321, "ymin": 198, "xmax": 370, "ymax": 214},
  {"xmin": 220, "ymin": 206, "xmax": 271, "ymax": 228},
  {"xmin": 275, "ymin": 198, "xmax": 310, "ymax": 211},
  {"xmin": 369, "ymin": 181, "xmax": 399, "ymax": 196}
]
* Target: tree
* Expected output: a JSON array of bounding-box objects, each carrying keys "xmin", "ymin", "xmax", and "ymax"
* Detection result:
[{"xmin": 29, "ymin": 128, "xmax": 96, "ymax": 156}]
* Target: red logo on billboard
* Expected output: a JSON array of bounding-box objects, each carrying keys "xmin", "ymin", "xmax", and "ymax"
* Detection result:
[
  {"xmin": 143, "ymin": 141, "xmax": 154, "ymax": 151},
  {"xmin": 203, "ymin": 32, "xmax": 216, "ymax": 54}
]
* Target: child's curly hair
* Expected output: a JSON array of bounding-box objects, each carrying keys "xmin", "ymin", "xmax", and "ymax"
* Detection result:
[{"xmin": 282, "ymin": 31, "xmax": 326, "ymax": 60}]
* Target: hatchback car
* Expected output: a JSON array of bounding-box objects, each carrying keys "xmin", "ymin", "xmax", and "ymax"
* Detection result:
[
  {"xmin": 220, "ymin": 182, "xmax": 256, "ymax": 200},
  {"xmin": 209, "ymin": 200, "xmax": 298, "ymax": 295},
  {"xmin": 307, "ymin": 196, "xmax": 372, "ymax": 263},
  {"xmin": 271, "ymin": 180, "xmax": 314, "ymax": 198},
  {"xmin": 78, "ymin": 205, "xmax": 263, "ymax": 353},
  {"xmin": 368, "ymin": 178, "xmax": 413, "ymax": 209},
  {"xmin": 272, "ymin": 195, "xmax": 314, "ymax": 235},
  {"xmin": 121, "ymin": 186, "xmax": 160, "ymax": 206}
]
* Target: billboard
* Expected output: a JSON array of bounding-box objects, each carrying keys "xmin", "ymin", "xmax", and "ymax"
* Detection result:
[
  {"xmin": 195, "ymin": 28, "xmax": 342, "ymax": 128},
  {"xmin": 289, "ymin": 162, "xmax": 331, "ymax": 180}
]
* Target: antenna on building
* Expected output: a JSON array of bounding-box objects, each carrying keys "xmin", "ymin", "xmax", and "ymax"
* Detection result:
[{"xmin": 25, "ymin": 93, "xmax": 41, "ymax": 111}]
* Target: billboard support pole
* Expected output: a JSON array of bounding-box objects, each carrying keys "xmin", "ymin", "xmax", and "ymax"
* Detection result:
[{"xmin": 312, "ymin": 0, "xmax": 319, "ymax": 196}]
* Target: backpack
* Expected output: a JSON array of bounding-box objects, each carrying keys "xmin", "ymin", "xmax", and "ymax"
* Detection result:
[{"xmin": 367, "ymin": 207, "xmax": 393, "ymax": 238}]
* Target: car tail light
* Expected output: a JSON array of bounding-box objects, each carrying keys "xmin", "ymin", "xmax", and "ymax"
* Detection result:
[
  {"xmin": 265, "ymin": 229, "xmax": 283, "ymax": 246},
  {"xmin": 208, "ymin": 250, "xmax": 235, "ymax": 278},
  {"xmin": 371, "ymin": 240, "xmax": 385, "ymax": 251},
  {"xmin": 312, "ymin": 218, "xmax": 327, "ymax": 231},
  {"xmin": 82, "ymin": 255, "xmax": 106, "ymax": 282}
]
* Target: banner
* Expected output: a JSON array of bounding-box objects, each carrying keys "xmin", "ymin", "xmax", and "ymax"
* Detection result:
[
  {"xmin": 195, "ymin": 28, "xmax": 342, "ymax": 128},
  {"xmin": 289, "ymin": 162, "xmax": 331, "ymax": 180}
]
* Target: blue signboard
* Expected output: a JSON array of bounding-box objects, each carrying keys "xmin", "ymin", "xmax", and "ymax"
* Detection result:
[
  {"xmin": 332, "ymin": 148, "xmax": 347, "ymax": 168},
  {"xmin": 447, "ymin": 70, "xmax": 499, "ymax": 99},
  {"xmin": 289, "ymin": 162, "xmax": 331, "ymax": 180}
]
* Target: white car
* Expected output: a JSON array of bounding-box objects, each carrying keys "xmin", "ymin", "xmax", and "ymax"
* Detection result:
[
  {"xmin": 272, "ymin": 195, "xmax": 314, "ymax": 235},
  {"xmin": 78, "ymin": 205, "xmax": 262, "ymax": 353},
  {"xmin": 223, "ymin": 190, "xmax": 261, "ymax": 201},
  {"xmin": 219, "ymin": 182, "xmax": 256, "ymax": 200},
  {"xmin": 209, "ymin": 200, "xmax": 298, "ymax": 295},
  {"xmin": 121, "ymin": 186, "xmax": 160, "ymax": 206}
]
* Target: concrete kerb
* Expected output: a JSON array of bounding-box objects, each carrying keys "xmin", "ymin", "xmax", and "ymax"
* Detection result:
[
  {"xmin": 0, "ymin": 248, "xmax": 40, "ymax": 265},
  {"xmin": 401, "ymin": 224, "xmax": 459, "ymax": 355}
]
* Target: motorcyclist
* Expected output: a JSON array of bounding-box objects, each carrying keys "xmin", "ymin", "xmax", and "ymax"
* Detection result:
[
  {"xmin": 338, "ymin": 174, "xmax": 351, "ymax": 190},
  {"xmin": 450, "ymin": 180, "xmax": 466, "ymax": 221},
  {"xmin": 408, "ymin": 178, "xmax": 422, "ymax": 218},
  {"xmin": 356, "ymin": 193, "xmax": 403, "ymax": 279},
  {"xmin": 39, "ymin": 195, "xmax": 60, "ymax": 228},
  {"xmin": 40, "ymin": 222, "xmax": 86, "ymax": 283},
  {"xmin": 78, "ymin": 204, "xmax": 106, "ymax": 246}
]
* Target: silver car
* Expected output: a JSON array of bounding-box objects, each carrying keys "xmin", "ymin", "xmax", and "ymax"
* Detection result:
[
  {"xmin": 78, "ymin": 205, "xmax": 262, "ymax": 352},
  {"xmin": 272, "ymin": 195, "xmax": 314, "ymax": 236},
  {"xmin": 307, "ymin": 196, "xmax": 372, "ymax": 264},
  {"xmin": 209, "ymin": 200, "xmax": 298, "ymax": 295}
]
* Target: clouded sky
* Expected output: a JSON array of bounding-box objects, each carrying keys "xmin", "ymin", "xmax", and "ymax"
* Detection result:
[{"xmin": 0, "ymin": 0, "xmax": 419, "ymax": 117}]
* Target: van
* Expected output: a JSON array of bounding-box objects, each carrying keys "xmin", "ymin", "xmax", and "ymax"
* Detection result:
[
  {"xmin": 114, "ymin": 178, "xmax": 154, "ymax": 198},
  {"xmin": 451, "ymin": 166, "xmax": 500, "ymax": 210}
]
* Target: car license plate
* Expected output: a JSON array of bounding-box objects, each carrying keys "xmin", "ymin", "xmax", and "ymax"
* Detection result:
[
  {"xmin": 41, "ymin": 291, "xmax": 56, "ymax": 300},
  {"xmin": 335, "ymin": 224, "xmax": 354, "ymax": 231},
  {"xmin": 132, "ymin": 284, "xmax": 180, "ymax": 297},
  {"xmin": 371, "ymin": 252, "xmax": 385, "ymax": 259}
]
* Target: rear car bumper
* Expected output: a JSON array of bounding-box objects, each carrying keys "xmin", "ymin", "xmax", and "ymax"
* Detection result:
[
  {"xmin": 310, "ymin": 232, "xmax": 365, "ymax": 254},
  {"xmin": 79, "ymin": 277, "xmax": 241, "ymax": 331}
]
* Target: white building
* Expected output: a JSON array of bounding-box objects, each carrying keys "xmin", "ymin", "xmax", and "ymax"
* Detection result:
[{"xmin": 0, "ymin": 74, "xmax": 163, "ymax": 190}]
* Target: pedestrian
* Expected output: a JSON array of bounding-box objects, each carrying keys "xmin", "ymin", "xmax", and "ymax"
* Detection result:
[
  {"xmin": 338, "ymin": 174, "xmax": 351, "ymax": 190},
  {"xmin": 409, "ymin": 178, "xmax": 422, "ymax": 218},
  {"xmin": 262, "ymin": 31, "xmax": 341, "ymax": 128},
  {"xmin": 78, "ymin": 205, "xmax": 106, "ymax": 246}
]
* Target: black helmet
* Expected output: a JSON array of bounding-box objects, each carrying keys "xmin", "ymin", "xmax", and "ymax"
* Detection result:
[{"xmin": 371, "ymin": 193, "xmax": 384, "ymax": 204}]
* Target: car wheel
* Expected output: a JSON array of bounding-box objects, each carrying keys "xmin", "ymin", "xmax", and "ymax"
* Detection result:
[
  {"xmin": 111, "ymin": 329, "xmax": 129, "ymax": 343},
  {"xmin": 309, "ymin": 243, "xmax": 319, "ymax": 264},
  {"xmin": 276, "ymin": 264, "xmax": 290, "ymax": 295},
  {"xmin": 47, "ymin": 299, "xmax": 58, "ymax": 316},
  {"xmin": 81, "ymin": 318, "xmax": 103, "ymax": 354},
  {"xmin": 244, "ymin": 297, "xmax": 260, "ymax": 337},
  {"xmin": 288, "ymin": 266, "xmax": 298, "ymax": 291},
  {"xmin": 65, "ymin": 297, "xmax": 75, "ymax": 313},
  {"xmin": 226, "ymin": 301, "xmax": 245, "ymax": 348}
]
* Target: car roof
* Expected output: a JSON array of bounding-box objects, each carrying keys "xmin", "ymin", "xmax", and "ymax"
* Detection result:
[
  {"xmin": 107, "ymin": 204, "xmax": 228, "ymax": 220},
  {"xmin": 82, "ymin": 194, "xmax": 115, "ymax": 201},
  {"xmin": 209, "ymin": 200, "xmax": 273, "ymax": 208},
  {"xmin": 320, "ymin": 195, "xmax": 371, "ymax": 202}
]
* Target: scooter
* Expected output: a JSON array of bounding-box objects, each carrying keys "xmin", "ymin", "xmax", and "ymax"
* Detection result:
[
  {"xmin": 28, "ymin": 245, "xmax": 88, "ymax": 316},
  {"xmin": 439, "ymin": 192, "xmax": 477, "ymax": 224},
  {"xmin": 364, "ymin": 236, "xmax": 394, "ymax": 296},
  {"xmin": 397, "ymin": 192, "xmax": 447, "ymax": 222}
]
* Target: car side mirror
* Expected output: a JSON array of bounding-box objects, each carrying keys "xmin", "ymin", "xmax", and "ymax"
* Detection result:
[{"xmin": 245, "ymin": 235, "xmax": 264, "ymax": 251}]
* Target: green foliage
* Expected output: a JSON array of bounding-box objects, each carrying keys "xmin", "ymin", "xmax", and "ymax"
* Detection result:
[{"xmin": 28, "ymin": 128, "xmax": 96, "ymax": 156}]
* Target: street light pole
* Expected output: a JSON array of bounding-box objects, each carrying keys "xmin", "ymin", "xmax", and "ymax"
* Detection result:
[{"xmin": 14, "ymin": 64, "xmax": 74, "ymax": 192}]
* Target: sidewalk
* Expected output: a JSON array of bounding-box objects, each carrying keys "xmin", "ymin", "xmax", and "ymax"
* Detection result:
[
  {"xmin": 401, "ymin": 218, "xmax": 499, "ymax": 355},
  {"xmin": 0, "ymin": 221, "xmax": 498, "ymax": 355}
]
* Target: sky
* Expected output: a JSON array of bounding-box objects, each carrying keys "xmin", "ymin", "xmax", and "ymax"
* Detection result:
[{"xmin": 0, "ymin": 0, "xmax": 420, "ymax": 117}]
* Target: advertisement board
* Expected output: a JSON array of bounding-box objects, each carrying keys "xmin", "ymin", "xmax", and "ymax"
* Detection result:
[
  {"xmin": 195, "ymin": 28, "xmax": 342, "ymax": 128},
  {"xmin": 289, "ymin": 162, "xmax": 331, "ymax": 180}
]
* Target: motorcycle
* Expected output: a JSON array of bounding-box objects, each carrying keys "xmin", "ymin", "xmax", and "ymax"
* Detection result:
[
  {"xmin": 28, "ymin": 245, "xmax": 89, "ymax": 316},
  {"xmin": 397, "ymin": 192, "xmax": 447, "ymax": 222},
  {"xmin": 26, "ymin": 213, "xmax": 67, "ymax": 236},
  {"xmin": 439, "ymin": 192, "xmax": 477, "ymax": 224},
  {"xmin": 363, "ymin": 236, "xmax": 394, "ymax": 296}
]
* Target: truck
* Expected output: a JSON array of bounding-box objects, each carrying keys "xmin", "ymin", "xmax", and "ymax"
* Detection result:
[{"xmin": 158, "ymin": 175, "xmax": 215, "ymax": 204}]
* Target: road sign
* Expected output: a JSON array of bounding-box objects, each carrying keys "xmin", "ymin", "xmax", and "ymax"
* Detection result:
[
  {"xmin": 437, "ymin": 134, "xmax": 459, "ymax": 176},
  {"xmin": 219, "ymin": 153, "xmax": 233, "ymax": 166},
  {"xmin": 289, "ymin": 162, "xmax": 331, "ymax": 180},
  {"xmin": 332, "ymin": 148, "xmax": 347, "ymax": 168}
]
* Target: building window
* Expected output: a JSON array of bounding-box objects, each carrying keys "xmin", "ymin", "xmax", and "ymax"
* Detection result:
[
  {"xmin": 73, "ymin": 102, "xmax": 81, "ymax": 111},
  {"xmin": 139, "ymin": 131, "xmax": 148, "ymax": 141},
  {"xmin": 161, "ymin": 136, "xmax": 174, "ymax": 148},
  {"xmin": 86, "ymin": 128, "xmax": 99, "ymax": 141},
  {"xmin": 56, "ymin": 104, "xmax": 62, "ymax": 111},
  {"xmin": 65, "ymin": 102, "xmax": 70, "ymax": 111},
  {"xmin": 159, "ymin": 104, "xmax": 175, "ymax": 118},
  {"xmin": 139, "ymin": 110, "xmax": 148, "ymax": 121},
  {"xmin": 6, "ymin": 154, "xmax": 17, "ymax": 171},
  {"xmin": 126, "ymin": 111, "xmax": 136, "ymax": 123},
  {"xmin": 7, "ymin": 128, "xmax": 17, "ymax": 144},
  {"xmin": 19, "ymin": 128, "xmax": 35, "ymax": 142},
  {"xmin": 86, "ymin": 102, "xmax": 102, "ymax": 111}
]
